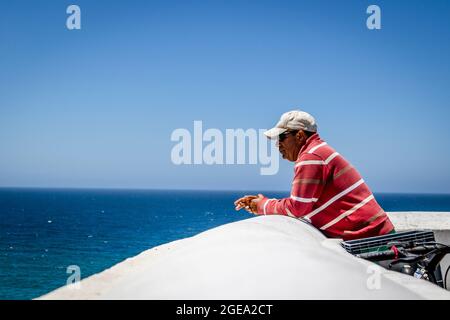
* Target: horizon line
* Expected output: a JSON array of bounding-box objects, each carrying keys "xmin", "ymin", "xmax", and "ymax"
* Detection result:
[{"xmin": 0, "ymin": 186, "xmax": 449, "ymax": 196}]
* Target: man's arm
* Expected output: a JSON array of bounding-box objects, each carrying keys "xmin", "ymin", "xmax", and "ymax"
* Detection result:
[{"xmin": 255, "ymin": 154, "xmax": 325, "ymax": 218}]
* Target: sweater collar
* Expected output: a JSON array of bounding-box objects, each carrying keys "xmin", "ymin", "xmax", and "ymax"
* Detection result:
[{"xmin": 297, "ymin": 133, "xmax": 321, "ymax": 160}]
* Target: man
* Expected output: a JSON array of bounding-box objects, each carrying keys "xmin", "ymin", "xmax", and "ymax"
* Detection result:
[{"xmin": 234, "ymin": 110, "xmax": 394, "ymax": 240}]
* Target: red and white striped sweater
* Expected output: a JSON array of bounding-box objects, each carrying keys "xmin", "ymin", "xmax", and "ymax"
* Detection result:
[{"xmin": 256, "ymin": 133, "xmax": 394, "ymax": 240}]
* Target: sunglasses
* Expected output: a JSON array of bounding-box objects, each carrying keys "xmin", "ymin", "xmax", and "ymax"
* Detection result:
[{"xmin": 278, "ymin": 130, "xmax": 297, "ymax": 142}]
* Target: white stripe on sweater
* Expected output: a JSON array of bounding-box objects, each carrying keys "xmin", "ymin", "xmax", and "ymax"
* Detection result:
[
  {"xmin": 285, "ymin": 207, "xmax": 296, "ymax": 218},
  {"xmin": 324, "ymin": 152, "xmax": 339, "ymax": 164},
  {"xmin": 290, "ymin": 195, "xmax": 319, "ymax": 203},
  {"xmin": 320, "ymin": 194, "xmax": 374, "ymax": 230},
  {"xmin": 308, "ymin": 142, "xmax": 327, "ymax": 154},
  {"xmin": 295, "ymin": 160, "xmax": 325, "ymax": 166},
  {"xmin": 263, "ymin": 198, "xmax": 276, "ymax": 215},
  {"xmin": 304, "ymin": 179, "xmax": 365, "ymax": 219},
  {"xmin": 295, "ymin": 152, "xmax": 339, "ymax": 168}
]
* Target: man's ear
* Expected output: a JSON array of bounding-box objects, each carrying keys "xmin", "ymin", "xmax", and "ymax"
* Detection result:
[{"xmin": 296, "ymin": 130, "xmax": 307, "ymax": 144}]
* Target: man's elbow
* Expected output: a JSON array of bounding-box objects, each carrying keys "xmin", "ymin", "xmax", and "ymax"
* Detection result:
[{"xmin": 286, "ymin": 200, "xmax": 311, "ymax": 218}]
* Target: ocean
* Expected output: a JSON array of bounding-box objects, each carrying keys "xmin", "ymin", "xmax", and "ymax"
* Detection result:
[{"xmin": 1, "ymin": 188, "xmax": 450, "ymax": 300}]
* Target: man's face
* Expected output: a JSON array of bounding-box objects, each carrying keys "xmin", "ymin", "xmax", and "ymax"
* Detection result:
[{"xmin": 277, "ymin": 130, "xmax": 306, "ymax": 162}]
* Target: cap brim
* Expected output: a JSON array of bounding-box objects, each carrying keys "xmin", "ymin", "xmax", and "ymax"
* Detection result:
[{"xmin": 263, "ymin": 127, "xmax": 287, "ymax": 140}]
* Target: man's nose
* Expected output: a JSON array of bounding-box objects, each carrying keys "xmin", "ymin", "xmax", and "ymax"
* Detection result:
[{"xmin": 276, "ymin": 140, "xmax": 280, "ymax": 148}]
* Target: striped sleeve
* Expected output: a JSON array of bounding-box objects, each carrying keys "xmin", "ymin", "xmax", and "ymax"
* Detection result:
[{"xmin": 256, "ymin": 154, "xmax": 326, "ymax": 217}]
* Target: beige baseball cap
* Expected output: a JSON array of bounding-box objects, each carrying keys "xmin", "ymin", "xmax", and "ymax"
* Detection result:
[{"xmin": 264, "ymin": 110, "xmax": 317, "ymax": 139}]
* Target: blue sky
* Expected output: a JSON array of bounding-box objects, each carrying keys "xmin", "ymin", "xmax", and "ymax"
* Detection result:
[{"xmin": 1, "ymin": 0, "xmax": 450, "ymax": 193}]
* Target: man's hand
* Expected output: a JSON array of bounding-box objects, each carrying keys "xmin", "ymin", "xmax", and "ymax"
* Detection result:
[{"xmin": 234, "ymin": 194, "xmax": 265, "ymax": 214}]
